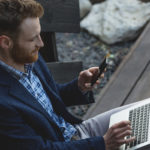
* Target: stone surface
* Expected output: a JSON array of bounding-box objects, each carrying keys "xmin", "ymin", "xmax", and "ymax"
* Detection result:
[
  {"xmin": 79, "ymin": 0, "xmax": 92, "ymax": 19},
  {"xmin": 80, "ymin": 0, "xmax": 150, "ymax": 44}
]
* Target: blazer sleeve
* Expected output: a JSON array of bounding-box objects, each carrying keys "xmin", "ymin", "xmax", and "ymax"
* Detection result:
[
  {"xmin": 56, "ymin": 78, "xmax": 95, "ymax": 107},
  {"xmin": 36, "ymin": 54, "xmax": 95, "ymax": 107},
  {"xmin": 0, "ymin": 103, "xmax": 105, "ymax": 150}
]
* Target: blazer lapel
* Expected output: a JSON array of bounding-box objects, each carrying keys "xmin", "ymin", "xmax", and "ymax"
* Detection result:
[
  {"xmin": 8, "ymin": 76, "xmax": 58, "ymax": 125},
  {"xmin": 0, "ymin": 67, "xmax": 53, "ymax": 122}
]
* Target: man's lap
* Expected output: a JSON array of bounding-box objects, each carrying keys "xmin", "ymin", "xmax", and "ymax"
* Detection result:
[{"xmin": 75, "ymin": 100, "xmax": 146, "ymax": 139}]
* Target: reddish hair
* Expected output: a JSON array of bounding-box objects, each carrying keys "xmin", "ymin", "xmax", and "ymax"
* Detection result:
[{"xmin": 0, "ymin": 0, "xmax": 44, "ymax": 37}]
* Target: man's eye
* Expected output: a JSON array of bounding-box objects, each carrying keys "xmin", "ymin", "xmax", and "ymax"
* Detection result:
[{"xmin": 29, "ymin": 39, "xmax": 34, "ymax": 41}]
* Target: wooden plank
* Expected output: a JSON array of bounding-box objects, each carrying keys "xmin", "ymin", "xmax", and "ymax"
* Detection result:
[
  {"xmin": 124, "ymin": 61, "xmax": 150, "ymax": 105},
  {"xmin": 47, "ymin": 61, "xmax": 82, "ymax": 83},
  {"xmin": 83, "ymin": 22, "xmax": 150, "ymax": 119}
]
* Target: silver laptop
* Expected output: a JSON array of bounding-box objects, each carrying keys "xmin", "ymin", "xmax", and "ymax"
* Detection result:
[{"xmin": 109, "ymin": 98, "xmax": 150, "ymax": 150}]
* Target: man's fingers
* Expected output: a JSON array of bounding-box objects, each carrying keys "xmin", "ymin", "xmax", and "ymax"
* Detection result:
[
  {"xmin": 88, "ymin": 67, "xmax": 99, "ymax": 74},
  {"xmin": 116, "ymin": 128, "xmax": 132, "ymax": 139},
  {"xmin": 80, "ymin": 67, "xmax": 104, "ymax": 83},
  {"xmin": 111, "ymin": 121, "xmax": 131, "ymax": 129},
  {"xmin": 85, "ymin": 83, "xmax": 92, "ymax": 88},
  {"xmin": 78, "ymin": 67, "xmax": 106, "ymax": 92},
  {"xmin": 112, "ymin": 124, "xmax": 132, "ymax": 137},
  {"xmin": 108, "ymin": 121, "xmax": 131, "ymax": 137},
  {"xmin": 126, "ymin": 136, "xmax": 136, "ymax": 143},
  {"xmin": 104, "ymin": 121, "xmax": 135, "ymax": 150},
  {"xmin": 109, "ymin": 121, "xmax": 133, "ymax": 139},
  {"xmin": 100, "ymin": 73, "xmax": 104, "ymax": 78},
  {"xmin": 116, "ymin": 136, "xmax": 136, "ymax": 145},
  {"xmin": 110, "ymin": 122, "xmax": 135, "ymax": 146},
  {"xmin": 79, "ymin": 70, "xmax": 93, "ymax": 79}
]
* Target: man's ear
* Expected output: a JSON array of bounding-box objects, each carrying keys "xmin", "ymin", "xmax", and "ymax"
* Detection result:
[{"xmin": 0, "ymin": 35, "xmax": 13, "ymax": 49}]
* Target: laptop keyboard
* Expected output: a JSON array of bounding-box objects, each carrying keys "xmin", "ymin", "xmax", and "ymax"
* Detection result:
[{"xmin": 125, "ymin": 104, "xmax": 150, "ymax": 150}]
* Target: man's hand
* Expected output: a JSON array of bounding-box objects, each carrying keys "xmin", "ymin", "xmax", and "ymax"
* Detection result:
[
  {"xmin": 103, "ymin": 121, "xmax": 135, "ymax": 150},
  {"xmin": 78, "ymin": 67, "xmax": 104, "ymax": 93}
]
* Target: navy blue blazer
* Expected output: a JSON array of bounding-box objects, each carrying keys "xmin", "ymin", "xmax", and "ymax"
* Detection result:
[{"xmin": 0, "ymin": 55, "xmax": 105, "ymax": 150}]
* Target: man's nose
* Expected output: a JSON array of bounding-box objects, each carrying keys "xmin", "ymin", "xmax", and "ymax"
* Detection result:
[{"xmin": 37, "ymin": 35, "xmax": 44, "ymax": 48}]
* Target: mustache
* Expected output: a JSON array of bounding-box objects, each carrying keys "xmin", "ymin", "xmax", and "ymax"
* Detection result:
[{"xmin": 33, "ymin": 47, "xmax": 40, "ymax": 51}]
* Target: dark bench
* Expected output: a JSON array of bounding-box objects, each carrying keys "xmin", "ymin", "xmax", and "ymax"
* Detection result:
[{"xmin": 47, "ymin": 61, "xmax": 82, "ymax": 83}]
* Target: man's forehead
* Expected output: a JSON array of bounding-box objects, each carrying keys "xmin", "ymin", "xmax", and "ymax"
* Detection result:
[{"xmin": 19, "ymin": 17, "xmax": 41, "ymax": 36}]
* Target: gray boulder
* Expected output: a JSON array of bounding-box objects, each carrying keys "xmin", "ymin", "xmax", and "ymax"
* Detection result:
[
  {"xmin": 80, "ymin": 0, "xmax": 150, "ymax": 44},
  {"xmin": 79, "ymin": 0, "xmax": 92, "ymax": 19}
]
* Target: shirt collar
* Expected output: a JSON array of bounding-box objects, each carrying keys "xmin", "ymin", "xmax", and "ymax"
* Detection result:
[{"xmin": 0, "ymin": 60, "xmax": 34, "ymax": 80}]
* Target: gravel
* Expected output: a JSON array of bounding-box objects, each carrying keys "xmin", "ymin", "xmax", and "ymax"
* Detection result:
[{"xmin": 55, "ymin": 31, "xmax": 135, "ymax": 119}]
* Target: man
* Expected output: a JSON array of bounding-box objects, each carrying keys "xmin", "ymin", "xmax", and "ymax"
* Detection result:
[{"xmin": 0, "ymin": 0, "xmax": 135, "ymax": 150}]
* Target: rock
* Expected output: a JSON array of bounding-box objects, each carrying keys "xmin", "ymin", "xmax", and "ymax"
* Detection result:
[
  {"xmin": 79, "ymin": 0, "xmax": 92, "ymax": 19},
  {"xmin": 80, "ymin": 0, "xmax": 150, "ymax": 44}
]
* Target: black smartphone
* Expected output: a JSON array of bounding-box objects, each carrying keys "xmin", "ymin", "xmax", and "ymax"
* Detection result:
[{"xmin": 91, "ymin": 57, "xmax": 107, "ymax": 86}]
